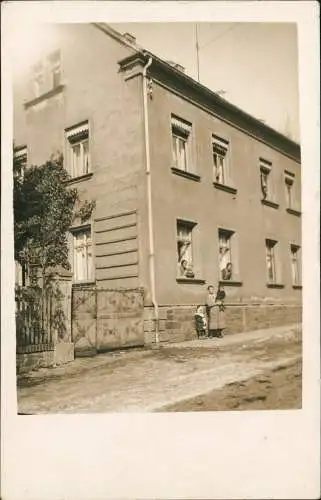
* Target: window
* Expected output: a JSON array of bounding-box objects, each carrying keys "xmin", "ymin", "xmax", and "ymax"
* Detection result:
[
  {"xmin": 290, "ymin": 245, "xmax": 300, "ymax": 285},
  {"xmin": 213, "ymin": 135, "xmax": 229, "ymax": 185},
  {"xmin": 14, "ymin": 146, "xmax": 27, "ymax": 179},
  {"xmin": 218, "ymin": 229, "xmax": 234, "ymax": 280},
  {"xmin": 30, "ymin": 51, "xmax": 62, "ymax": 99},
  {"xmin": 260, "ymin": 158, "xmax": 272, "ymax": 199},
  {"xmin": 15, "ymin": 261, "xmax": 28, "ymax": 287},
  {"xmin": 265, "ymin": 239, "xmax": 277, "ymax": 283},
  {"xmin": 176, "ymin": 220, "xmax": 196, "ymax": 278},
  {"xmin": 284, "ymin": 171, "xmax": 295, "ymax": 209},
  {"xmin": 48, "ymin": 50, "xmax": 61, "ymax": 89},
  {"xmin": 171, "ymin": 116, "xmax": 192, "ymax": 172},
  {"xmin": 32, "ymin": 61, "xmax": 45, "ymax": 97},
  {"xmin": 65, "ymin": 122, "xmax": 90, "ymax": 178},
  {"xmin": 72, "ymin": 228, "xmax": 93, "ymax": 282}
]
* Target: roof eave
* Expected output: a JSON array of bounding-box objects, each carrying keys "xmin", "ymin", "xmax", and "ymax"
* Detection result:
[{"xmin": 118, "ymin": 50, "xmax": 300, "ymax": 161}]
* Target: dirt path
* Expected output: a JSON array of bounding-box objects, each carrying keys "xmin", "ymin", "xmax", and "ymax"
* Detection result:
[
  {"xmin": 159, "ymin": 359, "xmax": 301, "ymax": 411},
  {"xmin": 17, "ymin": 325, "xmax": 301, "ymax": 414}
]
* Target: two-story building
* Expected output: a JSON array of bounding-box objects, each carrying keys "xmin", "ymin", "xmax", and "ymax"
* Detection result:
[{"xmin": 14, "ymin": 23, "xmax": 302, "ymax": 346}]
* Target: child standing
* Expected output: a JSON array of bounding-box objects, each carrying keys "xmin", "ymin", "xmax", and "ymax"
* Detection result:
[{"xmin": 194, "ymin": 305, "xmax": 207, "ymax": 338}]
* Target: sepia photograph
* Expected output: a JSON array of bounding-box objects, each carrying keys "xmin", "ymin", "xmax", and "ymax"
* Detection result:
[
  {"xmin": 12, "ymin": 20, "xmax": 303, "ymax": 414},
  {"xmin": 2, "ymin": 2, "xmax": 320, "ymax": 499}
]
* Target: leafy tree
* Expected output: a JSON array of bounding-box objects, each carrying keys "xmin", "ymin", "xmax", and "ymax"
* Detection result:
[
  {"xmin": 13, "ymin": 150, "xmax": 95, "ymax": 336},
  {"xmin": 14, "ymin": 150, "xmax": 95, "ymax": 280}
]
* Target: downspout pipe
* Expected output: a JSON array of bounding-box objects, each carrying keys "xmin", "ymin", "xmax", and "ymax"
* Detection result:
[{"xmin": 142, "ymin": 56, "xmax": 159, "ymax": 343}]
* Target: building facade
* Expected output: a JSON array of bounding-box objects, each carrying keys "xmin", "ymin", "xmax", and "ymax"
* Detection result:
[{"xmin": 14, "ymin": 23, "xmax": 302, "ymax": 346}]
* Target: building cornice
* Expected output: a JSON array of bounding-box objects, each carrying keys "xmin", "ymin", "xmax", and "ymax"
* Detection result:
[
  {"xmin": 92, "ymin": 23, "xmax": 142, "ymax": 53},
  {"xmin": 118, "ymin": 51, "xmax": 301, "ymax": 163}
]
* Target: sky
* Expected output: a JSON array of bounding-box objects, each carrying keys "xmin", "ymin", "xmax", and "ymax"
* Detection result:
[
  {"xmin": 112, "ymin": 22, "xmax": 300, "ymax": 142},
  {"xmin": 7, "ymin": 19, "xmax": 300, "ymax": 143}
]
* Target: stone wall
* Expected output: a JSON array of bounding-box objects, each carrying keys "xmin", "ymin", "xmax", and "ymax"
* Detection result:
[
  {"xmin": 16, "ymin": 342, "xmax": 74, "ymax": 374},
  {"xmin": 17, "ymin": 349, "xmax": 55, "ymax": 374},
  {"xmin": 144, "ymin": 302, "xmax": 302, "ymax": 344},
  {"xmin": 226, "ymin": 303, "xmax": 302, "ymax": 334}
]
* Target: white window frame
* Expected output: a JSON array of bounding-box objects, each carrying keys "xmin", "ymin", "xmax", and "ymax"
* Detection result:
[
  {"xmin": 65, "ymin": 122, "xmax": 90, "ymax": 178},
  {"xmin": 213, "ymin": 135, "xmax": 229, "ymax": 185},
  {"xmin": 171, "ymin": 116, "xmax": 192, "ymax": 172},
  {"xmin": 260, "ymin": 158, "xmax": 272, "ymax": 200},
  {"xmin": 15, "ymin": 261, "xmax": 28, "ymax": 287},
  {"xmin": 71, "ymin": 226, "xmax": 94, "ymax": 283},
  {"xmin": 290, "ymin": 244, "xmax": 300, "ymax": 285},
  {"xmin": 265, "ymin": 239, "xmax": 278, "ymax": 283},
  {"xmin": 284, "ymin": 171, "xmax": 295, "ymax": 209},
  {"xmin": 218, "ymin": 229, "xmax": 234, "ymax": 280}
]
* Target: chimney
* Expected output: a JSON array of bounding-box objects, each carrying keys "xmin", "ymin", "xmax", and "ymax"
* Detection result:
[
  {"xmin": 123, "ymin": 32, "xmax": 136, "ymax": 44},
  {"xmin": 166, "ymin": 60, "xmax": 186, "ymax": 74}
]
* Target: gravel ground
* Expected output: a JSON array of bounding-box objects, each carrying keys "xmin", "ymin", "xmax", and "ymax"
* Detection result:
[
  {"xmin": 159, "ymin": 358, "xmax": 302, "ymax": 411},
  {"xmin": 17, "ymin": 324, "xmax": 302, "ymax": 414}
]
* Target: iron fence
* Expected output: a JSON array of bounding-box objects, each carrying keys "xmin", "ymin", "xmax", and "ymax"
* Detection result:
[{"xmin": 15, "ymin": 286, "xmax": 55, "ymax": 353}]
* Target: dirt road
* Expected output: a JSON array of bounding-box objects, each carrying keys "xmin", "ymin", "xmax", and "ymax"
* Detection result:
[
  {"xmin": 160, "ymin": 359, "xmax": 301, "ymax": 411},
  {"xmin": 17, "ymin": 324, "xmax": 301, "ymax": 414}
]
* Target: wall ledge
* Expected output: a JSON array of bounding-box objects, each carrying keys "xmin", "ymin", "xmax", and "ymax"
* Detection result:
[
  {"xmin": 213, "ymin": 182, "xmax": 237, "ymax": 195},
  {"xmin": 261, "ymin": 199, "xmax": 280, "ymax": 209},
  {"xmin": 286, "ymin": 207, "xmax": 301, "ymax": 216},
  {"xmin": 24, "ymin": 84, "xmax": 65, "ymax": 109},
  {"xmin": 219, "ymin": 280, "xmax": 243, "ymax": 287},
  {"xmin": 176, "ymin": 278, "xmax": 206, "ymax": 285},
  {"xmin": 171, "ymin": 167, "xmax": 201, "ymax": 182},
  {"xmin": 65, "ymin": 172, "xmax": 93, "ymax": 185}
]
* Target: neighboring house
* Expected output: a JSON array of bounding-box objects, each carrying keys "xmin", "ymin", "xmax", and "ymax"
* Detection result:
[{"xmin": 13, "ymin": 23, "xmax": 302, "ymax": 345}]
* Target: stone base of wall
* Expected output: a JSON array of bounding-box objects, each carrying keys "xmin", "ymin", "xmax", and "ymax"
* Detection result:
[
  {"xmin": 144, "ymin": 305, "xmax": 197, "ymax": 344},
  {"xmin": 17, "ymin": 350, "xmax": 55, "ymax": 374},
  {"xmin": 16, "ymin": 342, "xmax": 75, "ymax": 374},
  {"xmin": 144, "ymin": 303, "xmax": 302, "ymax": 344},
  {"xmin": 74, "ymin": 347, "xmax": 98, "ymax": 358}
]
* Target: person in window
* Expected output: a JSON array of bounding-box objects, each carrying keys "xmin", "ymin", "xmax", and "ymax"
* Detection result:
[
  {"xmin": 222, "ymin": 262, "xmax": 232, "ymax": 281},
  {"xmin": 194, "ymin": 305, "xmax": 207, "ymax": 338},
  {"xmin": 179, "ymin": 259, "xmax": 195, "ymax": 278}
]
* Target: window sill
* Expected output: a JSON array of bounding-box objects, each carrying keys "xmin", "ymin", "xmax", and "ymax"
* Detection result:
[
  {"xmin": 261, "ymin": 199, "xmax": 279, "ymax": 209},
  {"xmin": 213, "ymin": 182, "xmax": 237, "ymax": 195},
  {"xmin": 219, "ymin": 280, "xmax": 243, "ymax": 287},
  {"xmin": 171, "ymin": 167, "xmax": 201, "ymax": 182},
  {"xmin": 72, "ymin": 280, "xmax": 96, "ymax": 288},
  {"xmin": 176, "ymin": 278, "xmax": 206, "ymax": 285},
  {"xmin": 266, "ymin": 283, "xmax": 285, "ymax": 289},
  {"xmin": 292, "ymin": 284, "xmax": 302, "ymax": 290},
  {"xmin": 65, "ymin": 172, "xmax": 93, "ymax": 185},
  {"xmin": 286, "ymin": 207, "xmax": 301, "ymax": 216},
  {"xmin": 24, "ymin": 84, "xmax": 65, "ymax": 109}
]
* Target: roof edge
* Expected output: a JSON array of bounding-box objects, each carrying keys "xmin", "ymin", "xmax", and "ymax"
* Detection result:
[
  {"xmin": 119, "ymin": 50, "xmax": 300, "ymax": 161},
  {"xmin": 92, "ymin": 22, "xmax": 142, "ymax": 53},
  {"xmin": 93, "ymin": 23, "xmax": 300, "ymax": 160}
]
